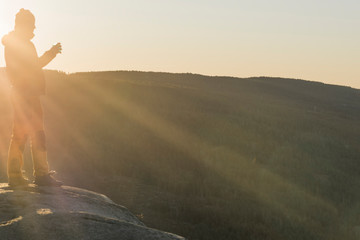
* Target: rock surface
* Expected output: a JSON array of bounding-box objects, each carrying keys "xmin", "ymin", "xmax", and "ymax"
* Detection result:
[{"xmin": 0, "ymin": 183, "xmax": 185, "ymax": 240}]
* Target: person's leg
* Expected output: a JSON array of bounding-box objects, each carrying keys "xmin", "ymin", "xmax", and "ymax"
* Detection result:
[
  {"xmin": 30, "ymin": 96, "xmax": 62, "ymax": 186},
  {"xmin": 29, "ymin": 96, "xmax": 49, "ymax": 177},
  {"xmin": 7, "ymin": 124, "xmax": 28, "ymax": 179},
  {"xmin": 7, "ymin": 92, "xmax": 30, "ymax": 185}
]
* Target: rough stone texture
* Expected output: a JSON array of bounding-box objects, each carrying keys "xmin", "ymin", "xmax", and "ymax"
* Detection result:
[{"xmin": 0, "ymin": 183, "xmax": 185, "ymax": 240}]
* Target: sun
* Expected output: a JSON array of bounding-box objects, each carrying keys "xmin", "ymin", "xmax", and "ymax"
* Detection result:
[
  {"xmin": 0, "ymin": 16, "xmax": 12, "ymax": 67},
  {"xmin": 0, "ymin": 6, "xmax": 13, "ymax": 41},
  {"xmin": 0, "ymin": 22, "xmax": 6, "ymax": 38}
]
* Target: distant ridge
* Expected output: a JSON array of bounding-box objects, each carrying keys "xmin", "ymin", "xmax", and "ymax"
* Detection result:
[
  {"xmin": 0, "ymin": 67, "xmax": 356, "ymax": 90},
  {"xmin": 67, "ymin": 70, "xmax": 357, "ymax": 90}
]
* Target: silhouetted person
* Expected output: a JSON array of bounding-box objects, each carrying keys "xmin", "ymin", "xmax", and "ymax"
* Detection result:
[{"xmin": 2, "ymin": 9, "xmax": 62, "ymax": 186}]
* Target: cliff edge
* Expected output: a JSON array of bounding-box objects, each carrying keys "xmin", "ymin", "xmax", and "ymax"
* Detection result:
[{"xmin": 0, "ymin": 183, "xmax": 185, "ymax": 240}]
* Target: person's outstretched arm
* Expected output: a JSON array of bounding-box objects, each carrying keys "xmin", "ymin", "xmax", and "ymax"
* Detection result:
[{"xmin": 39, "ymin": 43, "xmax": 62, "ymax": 68}]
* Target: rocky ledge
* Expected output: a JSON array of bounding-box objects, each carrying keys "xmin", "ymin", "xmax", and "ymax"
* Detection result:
[{"xmin": 0, "ymin": 183, "xmax": 185, "ymax": 240}]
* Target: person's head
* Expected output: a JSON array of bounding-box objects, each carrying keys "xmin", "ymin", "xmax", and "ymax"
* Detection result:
[{"xmin": 14, "ymin": 8, "xmax": 35, "ymax": 39}]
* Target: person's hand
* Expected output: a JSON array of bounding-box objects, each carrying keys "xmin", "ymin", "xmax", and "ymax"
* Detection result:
[{"xmin": 49, "ymin": 42, "xmax": 62, "ymax": 55}]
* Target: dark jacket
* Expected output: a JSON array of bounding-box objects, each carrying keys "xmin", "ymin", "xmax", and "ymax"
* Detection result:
[{"xmin": 2, "ymin": 31, "xmax": 56, "ymax": 96}]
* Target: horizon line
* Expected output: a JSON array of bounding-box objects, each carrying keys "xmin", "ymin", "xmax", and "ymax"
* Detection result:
[{"xmin": 0, "ymin": 67, "xmax": 357, "ymax": 90}]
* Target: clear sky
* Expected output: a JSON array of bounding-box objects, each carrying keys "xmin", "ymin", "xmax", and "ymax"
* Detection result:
[{"xmin": 0, "ymin": 0, "xmax": 359, "ymax": 88}]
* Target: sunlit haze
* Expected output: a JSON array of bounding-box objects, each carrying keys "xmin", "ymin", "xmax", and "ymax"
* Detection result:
[{"xmin": 0, "ymin": 0, "xmax": 359, "ymax": 88}]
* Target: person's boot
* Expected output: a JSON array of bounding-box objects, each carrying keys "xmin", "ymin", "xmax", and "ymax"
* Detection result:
[
  {"xmin": 8, "ymin": 176, "xmax": 30, "ymax": 187},
  {"xmin": 34, "ymin": 172, "xmax": 63, "ymax": 187}
]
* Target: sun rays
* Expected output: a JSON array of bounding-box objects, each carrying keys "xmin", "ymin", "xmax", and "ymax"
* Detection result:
[
  {"xmin": 0, "ymin": 70, "xmax": 11, "ymax": 178},
  {"xmin": 46, "ymin": 72, "xmax": 338, "ymax": 224},
  {"xmin": 0, "ymin": 69, "xmax": 343, "ymax": 226}
]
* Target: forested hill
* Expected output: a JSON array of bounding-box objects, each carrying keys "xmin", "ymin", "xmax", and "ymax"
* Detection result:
[{"xmin": 0, "ymin": 69, "xmax": 360, "ymax": 240}]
